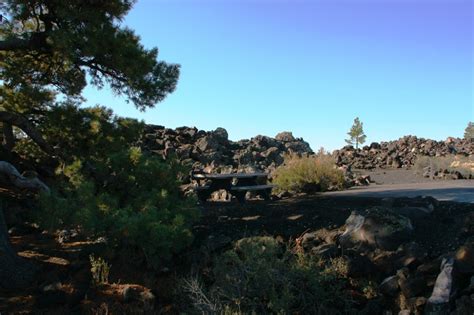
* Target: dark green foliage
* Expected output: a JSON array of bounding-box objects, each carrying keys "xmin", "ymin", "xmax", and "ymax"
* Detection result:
[
  {"xmin": 13, "ymin": 104, "xmax": 144, "ymax": 165},
  {"xmin": 345, "ymin": 117, "xmax": 366, "ymax": 149},
  {"xmin": 39, "ymin": 146, "xmax": 198, "ymax": 269},
  {"xmin": 18, "ymin": 105, "xmax": 200, "ymax": 269},
  {"xmin": 194, "ymin": 237, "xmax": 355, "ymax": 314},
  {"xmin": 1, "ymin": 0, "xmax": 179, "ymax": 158},
  {"xmin": 1, "ymin": 0, "xmax": 179, "ymax": 110},
  {"xmin": 464, "ymin": 122, "xmax": 474, "ymax": 141},
  {"xmin": 0, "ymin": 85, "xmax": 54, "ymax": 115},
  {"xmin": 0, "ymin": 0, "xmax": 188, "ymax": 285}
]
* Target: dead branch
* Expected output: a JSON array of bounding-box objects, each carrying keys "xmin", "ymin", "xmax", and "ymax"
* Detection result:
[{"xmin": 0, "ymin": 161, "xmax": 50, "ymax": 193}]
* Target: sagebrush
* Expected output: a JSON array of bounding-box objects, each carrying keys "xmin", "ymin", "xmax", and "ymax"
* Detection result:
[{"xmin": 273, "ymin": 151, "xmax": 345, "ymax": 193}]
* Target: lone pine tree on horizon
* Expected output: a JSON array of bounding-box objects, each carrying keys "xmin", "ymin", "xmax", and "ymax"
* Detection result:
[
  {"xmin": 346, "ymin": 117, "xmax": 367, "ymax": 149},
  {"xmin": 464, "ymin": 122, "xmax": 474, "ymax": 141}
]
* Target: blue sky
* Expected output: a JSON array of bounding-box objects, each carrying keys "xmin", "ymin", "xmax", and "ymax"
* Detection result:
[{"xmin": 83, "ymin": 0, "xmax": 473, "ymax": 151}]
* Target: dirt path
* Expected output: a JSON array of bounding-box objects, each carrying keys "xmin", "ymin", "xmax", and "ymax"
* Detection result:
[{"xmin": 324, "ymin": 180, "xmax": 474, "ymax": 203}]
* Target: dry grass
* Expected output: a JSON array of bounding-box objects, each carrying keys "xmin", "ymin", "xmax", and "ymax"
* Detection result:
[{"xmin": 414, "ymin": 155, "xmax": 473, "ymax": 178}]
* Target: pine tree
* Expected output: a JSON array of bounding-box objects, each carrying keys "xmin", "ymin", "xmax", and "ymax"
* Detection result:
[
  {"xmin": 345, "ymin": 117, "xmax": 367, "ymax": 149},
  {"xmin": 0, "ymin": 0, "xmax": 180, "ymax": 153},
  {"xmin": 0, "ymin": 0, "xmax": 180, "ymax": 289},
  {"xmin": 464, "ymin": 122, "xmax": 474, "ymax": 140}
]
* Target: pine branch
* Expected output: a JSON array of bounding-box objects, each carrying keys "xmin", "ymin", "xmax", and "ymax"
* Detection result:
[{"xmin": 0, "ymin": 111, "xmax": 55, "ymax": 156}]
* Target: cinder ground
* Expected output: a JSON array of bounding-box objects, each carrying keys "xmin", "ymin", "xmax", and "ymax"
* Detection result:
[{"xmin": 1, "ymin": 174, "xmax": 473, "ymax": 313}]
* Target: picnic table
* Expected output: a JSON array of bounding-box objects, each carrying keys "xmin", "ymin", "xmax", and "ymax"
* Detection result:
[{"xmin": 192, "ymin": 172, "xmax": 274, "ymax": 203}]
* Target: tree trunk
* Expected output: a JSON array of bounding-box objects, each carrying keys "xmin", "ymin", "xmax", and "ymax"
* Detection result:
[
  {"xmin": 0, "ymin": 161, "xmax": 49, "ymax": 289},
  {"xmin": 0, "ymin": 161, "xmax": 50, "ymax": 193},
  {"xmin": 0, "ymin": 206, "xmax": 37, "ymax": 289},
  {"xmin": 2, "ymin": 122, "xmax": 15, "ymax": 151},
  {"xmin": 0, "ymin": 111, "xmax": 56, "ymax": 156}
]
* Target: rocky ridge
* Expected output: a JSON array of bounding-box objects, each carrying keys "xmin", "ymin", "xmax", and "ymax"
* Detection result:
[
  {"xmin": 141, "ymin": 127, "xmax": 473, "ymax": 191},
  {"xmin": 334, "ymin": 136, "xmax": 473, "ymax": 170},
  {"xmin": 142, "ymin": 127, "xmax": 473, "ymax": 176}
]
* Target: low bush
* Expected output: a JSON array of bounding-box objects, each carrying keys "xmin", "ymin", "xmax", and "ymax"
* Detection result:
[
  {"xmin": 414, "ymin": 155, "xmax": 473, "ymax": 178},
  {"xmin": 182, "ymin": 237, "xmax": 355, "ymax": 314},
  {"xmin": 30, "ymin": 105, "xmax": 199, "ymax": 270},
  {"xmin": 273, "ymin": 151, "xmax": 345, "ymax": 193},
  {"xmin": 90, "ymin": 255, "xmax": 111, "ymax": 285},
  {"xmin": 39, "ymin": 147, "xmax": 199, "ymax": 269}
]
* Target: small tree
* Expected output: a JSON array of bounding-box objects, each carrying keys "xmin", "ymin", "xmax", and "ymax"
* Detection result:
[
  {"xmin": 464, "ymin": 122, "xmax": 474, "ymax": 141},
  {"xmin": 345, "ymin": 117, "xmax": 366, "ymax": 149}
]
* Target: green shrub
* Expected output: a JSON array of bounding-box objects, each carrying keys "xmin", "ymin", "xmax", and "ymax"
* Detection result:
[
  {"xmin": 39, "ymin": 147, "xmax": 198, "ymax": 269},
  {"xmin": 184, "ymin": 237, "xmax": 355, "ymax": 314},
  {"xmin": 27, "ymin": 105, "xmax": 199, "ymax": 269},
  {"xmin": 273, "ymin": 152, "xmax": 345, "ymax": 193},
  {"xmin": 90, "ymin": 255, "xmax": 111, "ymax": 285},
  {"xmin": 14, "ymin": 103, "xmax": 144, "ymax": 164}
]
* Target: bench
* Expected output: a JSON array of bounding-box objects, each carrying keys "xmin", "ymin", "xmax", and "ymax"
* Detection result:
[
  {"xmin": 231, "ymin": 184, "xmax": 275, "ymax": 203},
  {"xmin": 194, "ymin": 185, "xmax": 211, "ymax": 202},
  {"xmin": 192, "ymin": 172, "xmax": 274, "ymax": 203}
]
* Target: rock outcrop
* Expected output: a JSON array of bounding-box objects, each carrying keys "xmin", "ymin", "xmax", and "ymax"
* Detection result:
[
  {"xmin": 141, "ymin": 125, "xmax": 313, "ymax": 174},
  {"xmin": 299, "ymin": 197, "xmax": 474, "ymax": 314},
  {"xmin": 340, "ymin": 208, "xmax": 414, "ymax": 251}
]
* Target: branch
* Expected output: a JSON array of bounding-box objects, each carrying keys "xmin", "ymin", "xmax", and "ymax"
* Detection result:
[
  {"xmin": 0, "ymin": 38, "xmax": 33, "ymax": 51},
  {"xmin": 0, "ymin": 33, "xmax": 48, "ymax": 52},
  {"xmin": 0, "ymin": 111, "xmax": 55, "ymax": 156},
  {"xmin": 0, "ymin": 161, "xmax": 50, "ymax": 193},
  {"xmin": 2, "ymin": 123, "xmax": 15, "ymax": 151},
  {"xmin": 79, "ymin": 60, "xmax": 127, "ymax": 83}
]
